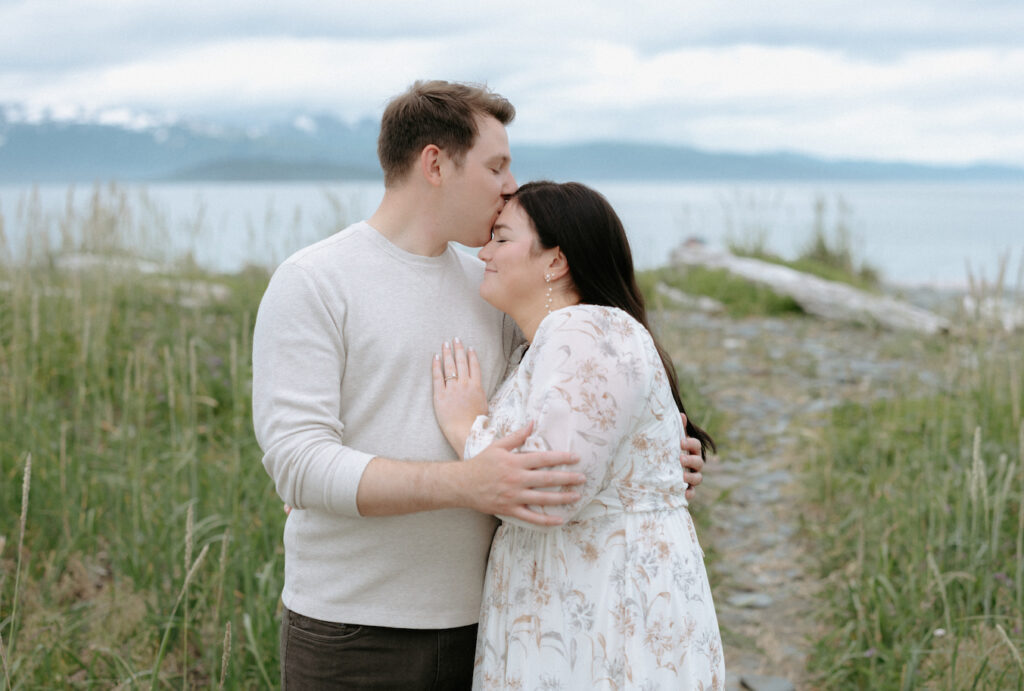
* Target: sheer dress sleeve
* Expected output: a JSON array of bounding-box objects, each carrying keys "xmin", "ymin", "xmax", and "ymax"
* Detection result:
[{"xmin": 474, "ymin": 307, "xmax": 654, "ymax": 531}]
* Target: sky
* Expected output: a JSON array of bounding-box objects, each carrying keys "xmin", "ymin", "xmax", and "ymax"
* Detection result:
[{"xmin": 2, "ymin": 0, "xmax": 1023, "ymax": 166}]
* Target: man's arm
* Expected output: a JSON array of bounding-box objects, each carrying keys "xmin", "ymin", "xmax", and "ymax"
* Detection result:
[
  {"xmin": 255, "ymin": 262, "xmax": 584, "ymax": 524},
  {"xmin": 356, "ymin": 423, "xmax": 583, "ymax": 526}
]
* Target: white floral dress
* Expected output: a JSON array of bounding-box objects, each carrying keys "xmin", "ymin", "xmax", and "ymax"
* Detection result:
[{"xmin": 466, "ymin": 304, "xmax": 724, "ymax": 690}]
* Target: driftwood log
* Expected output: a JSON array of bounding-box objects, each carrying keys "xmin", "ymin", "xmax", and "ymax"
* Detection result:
[{"xmin": 670, "ymin": 246, "xmax": 951, "ymax": 335}]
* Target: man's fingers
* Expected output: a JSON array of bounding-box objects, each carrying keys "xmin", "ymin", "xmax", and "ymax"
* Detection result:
[
  {"xmin": 493, "ymin": 422, "xmax": 534, "ymax": 449},
  {"xmin": 681, "ymin": 452, "xmax": 704, "ymax": 474},
  {"xmin": 489, "ymin": 426, "xmax": 580, "ymax": 470},
  {"xmin": 517, "ymin": 488, "xmax": 582, "ymax": 504},
  {"xmin": 512, "ymin": 469, "xmax": 585, "ymax": 489},
  {"xmin": 518, "ymin": 450, "xmax": 580, "ymax": 471},
  {"xmin": 506, "ymin": 506, "xmax": 566, "ymax": 527}
]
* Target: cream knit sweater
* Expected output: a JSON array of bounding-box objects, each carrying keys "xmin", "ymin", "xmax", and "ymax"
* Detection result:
[{"xmin": 253, "ymin": 221, "xmax": 520, "ymax": 628}]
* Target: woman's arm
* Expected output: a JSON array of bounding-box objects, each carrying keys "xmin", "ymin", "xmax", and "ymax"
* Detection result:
[{"xmin": 506, "ymin": 308, "xmax": 650, "ymax": 530}]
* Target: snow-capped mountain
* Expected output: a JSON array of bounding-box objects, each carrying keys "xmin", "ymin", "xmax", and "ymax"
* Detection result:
[
  {"xmin": 0, "ymin": 105, "xmax": 381, "ymax": 182},
  {"xmin": 1, "ymin": 104, "xmax": 1022, "ymax": 184}
]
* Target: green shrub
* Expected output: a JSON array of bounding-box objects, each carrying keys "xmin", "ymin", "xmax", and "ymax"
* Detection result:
[
  {"xmin": 727, "ymin": 194, "xmax": 882, "ymax": 291},
  {"xmin": 639, "ymin": 265, "xmax": 804, "ymax": 318}
]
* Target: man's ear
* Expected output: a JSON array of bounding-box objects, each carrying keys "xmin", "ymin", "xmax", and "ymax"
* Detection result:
[{"xmin": 419, "ymin": 145, "xmax": 443, "ymax": 186}]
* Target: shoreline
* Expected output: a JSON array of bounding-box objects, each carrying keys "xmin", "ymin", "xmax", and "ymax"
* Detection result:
[{"xmin": 2, "ymin": 180, "xmax": 1022, "ymax": 290}]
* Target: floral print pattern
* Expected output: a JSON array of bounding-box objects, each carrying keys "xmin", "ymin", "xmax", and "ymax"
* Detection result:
[{"xmin": 466, "ymin": 305, "xmax": 724, "ymax": 690}]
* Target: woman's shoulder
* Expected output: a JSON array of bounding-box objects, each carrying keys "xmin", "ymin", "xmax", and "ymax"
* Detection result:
[
  {"xmin": 540, "ymin": 304, "xmax": 644, "ymax": 337},
  {"xmin": 526, "ymin": 305, "xmax": 661, "ymax": 398},
  {"xmin": 532, "ymin": 304, "xmax": 651, "ymax": 359}
]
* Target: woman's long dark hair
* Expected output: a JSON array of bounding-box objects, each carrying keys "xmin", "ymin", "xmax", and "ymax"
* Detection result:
[{"xmin": 512, "ymin": 181, "xmax": 716, "ymax": 457}]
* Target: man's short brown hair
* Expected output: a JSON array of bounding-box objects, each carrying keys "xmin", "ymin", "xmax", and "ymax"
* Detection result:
[{"xmin": 377, "ymin": 80, "xmax": 515, "ymax": 187}]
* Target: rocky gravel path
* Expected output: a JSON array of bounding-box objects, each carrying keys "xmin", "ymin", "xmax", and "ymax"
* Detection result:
[{"xmin": 656, "ymin": 305, "xmax": 949, "ymax": 690}]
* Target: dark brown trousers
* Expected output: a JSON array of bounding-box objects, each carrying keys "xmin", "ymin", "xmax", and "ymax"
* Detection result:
[{"xmin": 279, "ymin": 606, "xmax": 476, "ymax": 690}]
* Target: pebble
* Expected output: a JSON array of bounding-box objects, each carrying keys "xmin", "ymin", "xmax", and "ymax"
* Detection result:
[
  {"xmin": 740, "ymin": 674, "xmax": 796, "ymax": 691},
  {"xmin": 802, "ymin": 398, "xmax": 837, "ymax": 414},
  {"xmin": 727, "ymin": 592, "xmax": 774, "ymax": 609}
]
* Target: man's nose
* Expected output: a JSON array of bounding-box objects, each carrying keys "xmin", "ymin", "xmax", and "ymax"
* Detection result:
[{"xmin": 502, "ymin": 172, "xmax": 517, "ymax": 197}]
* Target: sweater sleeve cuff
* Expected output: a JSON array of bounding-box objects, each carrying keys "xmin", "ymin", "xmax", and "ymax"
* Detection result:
[{"xmin": 329, "ymin": 449, "xmax": 377, "ymax": 517}]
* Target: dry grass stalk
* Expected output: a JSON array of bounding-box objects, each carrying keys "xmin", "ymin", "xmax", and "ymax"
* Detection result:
[
  {"xmin": 182, "ymin": 503, "xmax": 194, "ymax": 691},
  {"xmin": 150, "ymin": 543, "xmax": 210, "ymax": 691},
  {"xmin": 995, "ymin": 623, "xmax": 1024, "ymax": 674},
  {"xmin": 1, "ymin": 628, "xmax": 11, "ymax": 691},
  {"xmin": 214, "ymin": 530, "xmax": 231, "ymax": 625},
  {"xmin": 17, "ymin": 454, "xmax": 31, "ymax": 569},
  {"xmin": 184, "ymin": 504, "xmax": 194, "ymax": 576},
  {"xmin": 7, "ymin": 454, "xmax": 32, "ymax": 670},
  {"xmin": 218, "ymin": 622, "xmax": 231, "ymax": 690}
]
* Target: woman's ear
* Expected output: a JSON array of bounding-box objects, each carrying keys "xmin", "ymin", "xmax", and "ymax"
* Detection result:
[{"xmin": 547, "ymin": 249, "xmax": 571, "ymax": 281}]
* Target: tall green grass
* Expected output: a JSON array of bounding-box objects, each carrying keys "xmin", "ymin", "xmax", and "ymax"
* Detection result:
[
  {"xmin": 640, "ymin": 194, "xmax": 885, "ymax": 319},
  {"xmin": 637, "ymin": 264, "xmax": 805, "ymax": 318},
  {"xmin": 805, "ymin": 310, "xmax": 1024, "ymax": 688},
  {"xmin": 0, "ymin": 186, "xmax": 292, "ymax": 688},
  {"xmin": 729, "ymin": 194, "xmax": 881, "ymax": 291}
]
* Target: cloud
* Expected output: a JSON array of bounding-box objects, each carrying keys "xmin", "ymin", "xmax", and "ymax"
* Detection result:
[
  {"xmin": 1, "ymin": 37, "xmax": 443, "ymax": 117},
  {"xmin": 2, "ymin": 0, "xmax": 1023, "ymax": 164},
  {"xmin": 4, "ymin": 0, "xmax": 1023, "ymax": 71},
  {"xmin": 496, "ymin": 43, "xmax": 1024, "ymax": 163},
  {"xmin": 0, "ymin": 0, "xmax": 491, "ymax": 71}
]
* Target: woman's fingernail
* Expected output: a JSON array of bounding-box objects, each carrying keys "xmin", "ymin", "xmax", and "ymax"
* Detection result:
[{"xmin": 454, "ymin": 336, "xmax": 462, "ymax": 345}]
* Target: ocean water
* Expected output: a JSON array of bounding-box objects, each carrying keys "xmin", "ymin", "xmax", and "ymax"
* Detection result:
[{"xmin": 1, "ymin": 180, "xmax": 1022, "ymax": 288}]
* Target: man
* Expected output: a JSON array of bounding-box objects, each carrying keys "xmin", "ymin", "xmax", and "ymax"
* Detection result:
[{"xmin": 253, "ymin": 80, "xmax": 705, "ymax": 689}]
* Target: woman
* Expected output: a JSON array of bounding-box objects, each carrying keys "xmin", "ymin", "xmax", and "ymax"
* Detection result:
[{"xmin": 432, "ymin": 181, "xmax": 724, "ymax": 689}]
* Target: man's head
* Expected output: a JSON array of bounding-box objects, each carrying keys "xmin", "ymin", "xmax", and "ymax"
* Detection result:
[{"xmin": 378, "ymin": 80, "xmax": 516, "ymax": 188}]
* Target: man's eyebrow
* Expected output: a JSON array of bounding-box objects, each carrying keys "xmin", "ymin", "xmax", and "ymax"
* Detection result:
[{"xmin": 488, "ymin": 155, "xmax": 510, "ymax": 166}]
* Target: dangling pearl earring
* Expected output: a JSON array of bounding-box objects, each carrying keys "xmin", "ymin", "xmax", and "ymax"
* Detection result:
[{"xmin": 544, "ymin": 273, "xmax": 554, "ymax": 314}]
